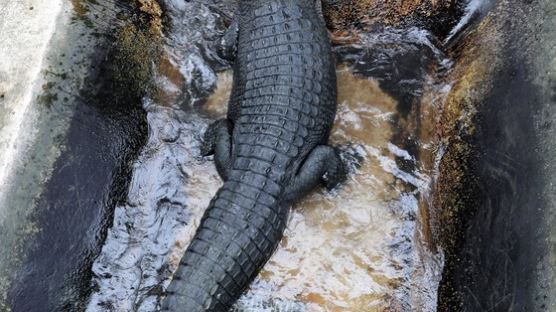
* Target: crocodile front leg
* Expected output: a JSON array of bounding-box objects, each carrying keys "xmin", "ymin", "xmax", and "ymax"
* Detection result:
[
  {"xmin": 201, "ymin": 119, "xmax": 233, "ymax": 180},
  {"xmin": 284, "ymin": 145, "xmax": 345, "ymax": 202},
  {"xmin": 215, "ymin": 15, "xmax": 239, "ymax": 61}
]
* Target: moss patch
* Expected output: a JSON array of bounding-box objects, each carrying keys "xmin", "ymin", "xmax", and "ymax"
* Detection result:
[
  {"xmin": 429, "ymin": 12, "xmax": 504, "ymax": 311},
  {"xmin": 323, "ymin": 0, "xmax": 465, "ymax": 41},
  {"xmin": 106, "ymin": 21, "xmax": 161, "ymax": 101}
]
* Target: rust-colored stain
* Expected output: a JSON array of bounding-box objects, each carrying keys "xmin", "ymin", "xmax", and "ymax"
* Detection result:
[
  {"xmin": 152, "ymin": 54, "xmax": 186, "ymax": 106},
  {"xmin": 159, "ymin": 55, "xmax": 185, "ymax": 88}
]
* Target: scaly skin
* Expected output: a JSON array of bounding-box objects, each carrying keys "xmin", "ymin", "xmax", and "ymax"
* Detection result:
[{"xmin": 162, "ymin": 0, "xmax": 343, "ymax": 311}]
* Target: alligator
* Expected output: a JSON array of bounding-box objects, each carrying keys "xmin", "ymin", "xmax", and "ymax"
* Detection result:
[{"xmin": 162, "ymin": 0, "xmax": 343, "ymax": 310}]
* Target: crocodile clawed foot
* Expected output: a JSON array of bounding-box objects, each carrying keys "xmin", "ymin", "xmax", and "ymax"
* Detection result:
[
  {"xmin": 338, "ymin": 144, "xmax": 365, "ymax": 172},
  {"xmin": 214, "ymin": 14, "xmax": 239, "ymax": 62},
  {"xmin": 214, "ymin": 39, "xmax": 237, "ymax": 62},
  {"xmin": 200, "ymin": 144, "xmax": 214, "ymax": 157},
  {"xmin": 200, "ymin": 119, "xmax": 233, "ymax": 180},
  {"xmin": 323, "ymin": 147, "xmax": 347, "ymax": 191},
  {"xmin": 323, "ymin": 163, "xmax": 346, "ymax": 191},
  {"xmin": 323, "ymin": 144, "xmax": 365, "ymax": 190}
]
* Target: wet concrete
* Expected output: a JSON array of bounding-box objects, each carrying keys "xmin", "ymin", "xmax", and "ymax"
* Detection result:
[
  {"xmin": 445, "ymin": 44, "xmax": 544, "ymax": 311},
  {"xmin": 1, "ymin": 1, "xmax": 154, "ymax": 310},
  {"xmin": 0, "ymin": 2, "xmax": 64, "ymax": 308},
  {"xmin": 9, "ymin": 80, "xmax": 148, "ymax": 312}
]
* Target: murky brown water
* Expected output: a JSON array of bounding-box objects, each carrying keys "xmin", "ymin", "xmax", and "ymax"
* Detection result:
[{"xmin": 200, "ymin": 63, "xmax": 444, "ymax": 311}]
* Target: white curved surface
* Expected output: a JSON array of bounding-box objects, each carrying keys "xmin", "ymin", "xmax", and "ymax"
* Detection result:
[{"xmin": 0, "ymin": 0, "xmax": 63, "ymax": 210}]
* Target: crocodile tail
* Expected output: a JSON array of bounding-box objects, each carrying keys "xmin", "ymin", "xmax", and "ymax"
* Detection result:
[{"xmin": 162, "ymin": 179, "xmax": 288, "ymax": 311}]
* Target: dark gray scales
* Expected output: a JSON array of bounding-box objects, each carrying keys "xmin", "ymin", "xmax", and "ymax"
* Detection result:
[{"xmin": 162, "ymin": 0, "xmax": 344, "ymax": 311}]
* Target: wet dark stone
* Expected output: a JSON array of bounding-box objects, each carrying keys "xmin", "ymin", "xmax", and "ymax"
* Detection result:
[
  {"xmin": 437, "ymin": 10, "xmax": 549, "ymax": 312},
  {"xmin": 452, "ymin": 74, "xmax": 544, "ymax": 311}
]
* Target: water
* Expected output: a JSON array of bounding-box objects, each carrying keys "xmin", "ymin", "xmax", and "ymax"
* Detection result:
[
  {"xmin": 86, "ymin": 2, "xmax": 453, "ymax": 310},
  {"xmin": 86, "ymin": 2, "xmax": 227, "ymax": 310}
]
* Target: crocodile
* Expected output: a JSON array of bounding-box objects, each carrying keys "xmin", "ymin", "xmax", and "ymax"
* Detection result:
[{"xmin": 162, "ymin": 0, "xmax": 343, "ymax": 310}]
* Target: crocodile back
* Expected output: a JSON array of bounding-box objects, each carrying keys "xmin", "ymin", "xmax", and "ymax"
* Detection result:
[{"xmin": 228, "ymin": 0, "xmax": 337, "ymax": 188}]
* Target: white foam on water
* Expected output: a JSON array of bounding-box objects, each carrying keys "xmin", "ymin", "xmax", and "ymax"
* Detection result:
[
  {"xmin": 87, "ymin": 99, "xmax": 219, "ymax": 311},
  {"xmin": 368, "ymin": 146, "xmax": 429, "ymax": 190},
  {"xmin": 388, "ymin": 143, "xmax": 415, "ymax": 162},
  {"xmin": 445, "ymin": 0, "xmax": 490, "ymax": 43}
]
